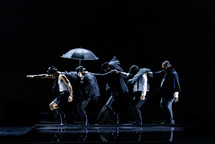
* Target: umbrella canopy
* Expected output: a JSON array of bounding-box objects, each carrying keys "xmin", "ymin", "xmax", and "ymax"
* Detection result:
[{"xmin": 61, "ymin": 48, "xmax": 99, "ymax": 65}]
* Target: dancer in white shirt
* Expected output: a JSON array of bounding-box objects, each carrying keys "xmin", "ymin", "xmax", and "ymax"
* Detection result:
[
  {"xmin": 27, "ymin": 66, "xmax": 73, "ymax": 125},
  {"xmin": 118, "ymin": 65, "xmax": 151, "ymax": 125}
]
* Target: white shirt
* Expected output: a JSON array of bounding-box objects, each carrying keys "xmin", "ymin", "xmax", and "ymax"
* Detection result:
[
  {"xmin": 133, "ymin": 73, "xmax": 148, "ymax": 96},
  {"xmin": 120, "ymin": 72, "xmax": 148, "ymax": 96},
  {"xmin": 58, "ymin": 74, "xmax": 68, "ymax": 92}
]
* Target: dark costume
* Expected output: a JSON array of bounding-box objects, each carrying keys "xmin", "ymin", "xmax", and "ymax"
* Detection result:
[
  {"xmin": 65, "ymin": 70, "xmax": 100, "ymax": 125},
  {"xmin": 154, "ymin": 67, "xmax": 181, "ymax": 124},
  {"xmin": 95, "ymin": 56, "xmax": 128, "ymax": 124}
]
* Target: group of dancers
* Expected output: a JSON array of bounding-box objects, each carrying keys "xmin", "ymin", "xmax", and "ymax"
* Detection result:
[{"xmin": 27, "ymin": 56, "xmax": 181, "ymax": 126}]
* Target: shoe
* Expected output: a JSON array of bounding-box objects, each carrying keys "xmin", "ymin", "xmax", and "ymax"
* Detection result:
[
  {"xmin": 169, "ymin": 122, "xmax": 175, "ymax": 126},
  {"xmin": 160, "ymin": 121, "xmax": 175, "ymax": 126},
  {"xmin": 132, "ymin": 121, "xmax": 143, "ymax": 126},
  {"xmin": 160, "ymin": 121, "xmax": 167, "ymax": 125}
]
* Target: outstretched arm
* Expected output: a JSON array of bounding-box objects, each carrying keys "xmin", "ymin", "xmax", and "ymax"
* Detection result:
[
  {"xmin": 92, "ymin": 70, "xmax": 115, "ymax": 77},
  {"xmin": 115, "ymin": 69, "xmax": 130, "ymax": 79},
  {"xmin": 26, "ymin": 74, "xmax": 54, "ymax": 79}
]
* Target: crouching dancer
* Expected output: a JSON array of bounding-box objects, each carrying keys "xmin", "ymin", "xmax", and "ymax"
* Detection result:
[{"xmin": 27, "ymin": 66, "xmax": 73, "ymax": 125}]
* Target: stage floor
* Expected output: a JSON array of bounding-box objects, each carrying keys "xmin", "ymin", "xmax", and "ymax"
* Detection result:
[{"xmin": 0, "ymin": 123, "xmax": 214, "ymax": 143}]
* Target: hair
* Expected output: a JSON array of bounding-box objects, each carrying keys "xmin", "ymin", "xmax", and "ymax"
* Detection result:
[
  {"xmin": 47, "ymin": 66, "xmax": 58, "ymax": 74},
  {"xmin": 128, "ymin": 65, "xmax": 139, "ymax": 73},
  {"xmin": 162, "ymin": 60, "xmax": 175, "ymax": 72},
  {"xmin": 101, "ymin": 62, "xmax": 109, "ymax": 70},
  {"xmin": 75, "ymin": 66, "xmax": 86, "ymax": 73},
  {"xmin": 162, "ymin": 60, "xmax": 172, "ymax": 68}
]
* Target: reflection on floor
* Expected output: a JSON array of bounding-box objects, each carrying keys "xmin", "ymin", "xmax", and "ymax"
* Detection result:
[{"xmin": 0, "ymin": 122, "xmax": 215, "ymax": 143}]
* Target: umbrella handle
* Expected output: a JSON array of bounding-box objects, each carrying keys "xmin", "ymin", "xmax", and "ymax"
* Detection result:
[{"xmin": 79, "ymin": 60, "xmax": 81, "ymax": 66}]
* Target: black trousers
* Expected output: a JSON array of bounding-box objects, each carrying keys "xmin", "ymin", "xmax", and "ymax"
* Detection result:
[
  {"xmin": 160, "ymin": 93, "xmax": 175, "ymax": 124},
  {"xmin": 130, "ymin": 91, "xmax": 148, "ymax": 122},
  {"xmin": 80, "ymin": 98, "xmax": 91, "ymax": 117},
  {"xmin": 72, "ymin": 97, "xmax": 91, "ymax": 120}
]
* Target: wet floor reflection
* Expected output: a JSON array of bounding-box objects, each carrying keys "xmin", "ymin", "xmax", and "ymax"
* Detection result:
[
  {"xmin": 23, "ymin": 124, "xmax": 184, "ymax": 143},
  {"xmin": 2, "ymin": 124, "xmax": 215, "ymax": 143},
  {"xmin": 98, "ymin": 127, "xmax": 119, "ymax": 142}
]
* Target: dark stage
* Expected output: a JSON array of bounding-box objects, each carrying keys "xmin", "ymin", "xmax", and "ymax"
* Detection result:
[{"xmin": 1, "ymin": 0, "xmax": 215, "ymax": 143}]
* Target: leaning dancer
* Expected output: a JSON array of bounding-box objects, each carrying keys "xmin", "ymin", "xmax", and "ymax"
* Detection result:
[
  {"xmin": 118, "ymin": 65, "xmax": 151, "ymax": 125},
  {"xmin": 27, "ymin": 66, "xmax": 73, "ymax": 125},
  {"xmin": 95, "ymin": 56, "xmax": 128, "ymax": 124},
  {"xmin": 70, "ymin": 66, "xmax": 100, "ymax": 125}
]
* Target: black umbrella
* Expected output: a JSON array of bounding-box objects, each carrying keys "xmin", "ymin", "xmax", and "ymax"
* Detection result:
[{"xmin": 61, "ymin": 48, "xmax": 99, "ymax": 65}]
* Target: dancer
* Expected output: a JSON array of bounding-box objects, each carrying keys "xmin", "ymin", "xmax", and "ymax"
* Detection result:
[
  {"xmin": 118, "ymin": 65, "xmax": 151, "ymax": 125},
  {"xmin": 151, "ymin": 60, "xmax": 181, "ymax": 125},
  {"xmin": 27, "ymin": 66, "xmax": 73, "ymax": 125},
  {"xmin": 95, "ymin": 56, "xmax": 128, "ymax": 124},
  {"xmin": 70, "ymin": 66, "xmax": 100, "ymax": 125}
]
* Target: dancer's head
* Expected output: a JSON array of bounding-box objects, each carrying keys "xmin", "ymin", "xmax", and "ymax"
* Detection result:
[
  {"xmin": 128, "ymin": 65, "xmax": 139, "ymax": 76},
  {"xmin": 162, "ymin": 60, "xmax": 173, "ymax": 72},
  {"xmin": 75, "ymin": 66, "xmax": 87, "ymax": 73},
  {"xmin": 47, "ymin": 66, "xmax": 58, "ymax": 78},
  {"xmin": 75, "ymin": 66, "xmax": 87, "ymax": 79},
  {"xmin": 101, "ymin": 62, "xmax": 110, "ymax": 72}
]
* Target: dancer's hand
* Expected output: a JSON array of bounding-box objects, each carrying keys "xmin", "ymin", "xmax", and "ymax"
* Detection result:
[
  {"xmin": 140, "ymin": 95, "xmax": 145, "ymax": 100},
  {"xmin": 68, "ymin": 95, "xmax": 73, "ymax": 102},
  {"xmin": 114, "ymin": 69, "xmax": 120, "ymax": 74},
  {"xmin": 26, "ymin": 75, "xmax": 34, "ymax": 78},
  {"xmin": 173, "ymin": 92, "xmax": 179, "ymax": 103},
  {"xmin": 174, "ymin": 97, "xmax": 179, "ymax": 103}
]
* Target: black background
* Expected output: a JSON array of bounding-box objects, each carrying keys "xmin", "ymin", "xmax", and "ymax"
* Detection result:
[{"xmin": 0, "ymin": 0, "xmax": 214, "ymax": 126}]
